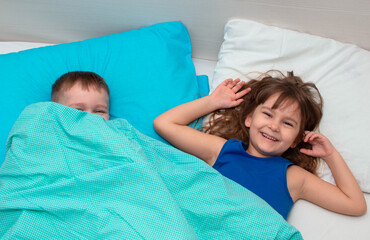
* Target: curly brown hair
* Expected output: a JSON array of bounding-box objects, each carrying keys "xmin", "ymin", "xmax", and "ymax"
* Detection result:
[{"xmin": 203, "ymin": 70, "xmax": 323, "ymax": 174}]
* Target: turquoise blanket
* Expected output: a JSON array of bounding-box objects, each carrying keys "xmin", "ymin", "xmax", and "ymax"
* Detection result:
[{"xmin": 0, "ymin": 103, "xmax": 302, "ymax": 239}]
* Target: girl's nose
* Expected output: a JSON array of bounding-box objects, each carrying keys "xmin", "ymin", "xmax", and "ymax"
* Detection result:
[{"xmin": 268, "ymin": 121, "xmax": 279, "ymax": 132}]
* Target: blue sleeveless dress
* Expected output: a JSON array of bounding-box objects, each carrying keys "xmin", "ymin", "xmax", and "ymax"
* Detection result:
[{"xmin": 213, "ymin": 139, "xmax": 294, "ymax": 219}]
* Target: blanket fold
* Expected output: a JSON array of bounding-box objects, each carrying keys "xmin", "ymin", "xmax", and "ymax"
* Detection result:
[{"xmin": 0, "ymin": 102, "xmax": 302, "ymax": 239}]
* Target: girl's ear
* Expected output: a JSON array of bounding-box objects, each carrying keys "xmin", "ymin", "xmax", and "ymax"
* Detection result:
[
  {"xmin": 290, "ymin": 141, "xmax": 298, "ymax": 148},
  {"xmin": 291, "ymin": 134, "xmax": 305, "ymax": 149},
  {"xmin": 244, "ymin": 114, "xmax": 252, "ymax": 128}
]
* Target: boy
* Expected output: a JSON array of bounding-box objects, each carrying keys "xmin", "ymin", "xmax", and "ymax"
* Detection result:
[{"xmin": 51, "ymin": 71, "xmax": 110, "ymax": 120}]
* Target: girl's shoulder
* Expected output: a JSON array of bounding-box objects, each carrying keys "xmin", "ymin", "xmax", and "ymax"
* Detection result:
[
  {"xmin": 286, "ymin": 165, "xmax": 310, "ymax": 202},
  {"xmin": 218, "ymin": 139, "xmax": 247, "ymax": 157}
]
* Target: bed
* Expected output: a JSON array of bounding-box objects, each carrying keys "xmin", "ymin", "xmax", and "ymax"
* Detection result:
[{"xmin": 1, "ymin": 0, "xmax": 369, "ymax": 239}]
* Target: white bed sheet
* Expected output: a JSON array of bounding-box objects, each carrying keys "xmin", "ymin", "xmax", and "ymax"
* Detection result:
[{"xmin": 1, "ymin": 42, "xmax": 369, "ymax": 240}]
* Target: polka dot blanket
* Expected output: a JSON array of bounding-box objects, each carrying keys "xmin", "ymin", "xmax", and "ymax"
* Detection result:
[{"xmin": 0, "ymin": 102, "xmax": 301, "ymax": 239}]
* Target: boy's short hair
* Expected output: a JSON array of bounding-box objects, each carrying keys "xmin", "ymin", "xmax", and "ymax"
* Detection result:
[{"xmin": 51, "ymin": 71, "xmax": 110, "ymax": 102}]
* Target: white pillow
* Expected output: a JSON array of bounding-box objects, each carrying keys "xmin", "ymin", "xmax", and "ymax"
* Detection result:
[
  {"xmin": 212, "ymin": 19, "xmax": 370, "ymax": 193},
  {"xmin": 0, "ymin": 42, "xmax": 53, "ymax": 54}
]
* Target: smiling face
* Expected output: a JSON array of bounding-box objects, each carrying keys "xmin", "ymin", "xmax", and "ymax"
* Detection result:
[
  {"xmin": 244, "ymin": 93, "xmax": 301, "ymax": 158},
  {"xmin": 56, "ymin": 82, "xmax": 110, "ymax": 120}
]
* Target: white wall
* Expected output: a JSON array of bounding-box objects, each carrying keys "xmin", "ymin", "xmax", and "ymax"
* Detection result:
[{"xmin": 1, "ymin": 0, "xmax": 369, "ymax": 60}]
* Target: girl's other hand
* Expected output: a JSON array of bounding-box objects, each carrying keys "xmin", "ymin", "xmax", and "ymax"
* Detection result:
[
  {"xmin": 210, "ymin": 78, "xmax": 251, "ymax": 109},
  {"xmin": 300, "ymin": 131, "xmax": 336, "ymax": 159}
]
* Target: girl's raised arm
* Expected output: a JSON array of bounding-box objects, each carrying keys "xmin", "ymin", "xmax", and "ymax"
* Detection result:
[
  {"xmin": 288, "ymin": 132, "xmax": 367, "ymax": 216},
  {"xmin": 154, "ymin": 79, "xmax": 250, "ymax": 165}
]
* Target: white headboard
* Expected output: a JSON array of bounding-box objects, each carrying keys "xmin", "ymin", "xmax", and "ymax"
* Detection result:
[{"xmin": 1, "ymin": 0, "xmax": 369, "ymax": 60}]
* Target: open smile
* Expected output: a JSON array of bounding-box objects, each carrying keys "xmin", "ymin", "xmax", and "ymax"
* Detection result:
[{"xmin": 261, "ymin": 132, "xmax": 279, "ymax": 142}]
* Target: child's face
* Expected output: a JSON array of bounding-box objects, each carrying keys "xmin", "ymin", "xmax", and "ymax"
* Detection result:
[
  {"xmin": 244, "ymin": 93, "xmax": 301, "ymax": 158},
  {"xmin": 56, "ymin": 82, "xmax": 110, "ymax": 120}
]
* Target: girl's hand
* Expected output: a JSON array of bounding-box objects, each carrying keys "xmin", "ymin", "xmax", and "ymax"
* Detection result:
[
  {"xmin": 293, "ymin": 131, "xmax": 367, "ymax": 216},
  {"xmin": 300, "ymin": 131, "xmax": 336, "ymax": 159},
  {"xmin": 210, "ymin": 78, "xmax": 251, "ymax": 109}
]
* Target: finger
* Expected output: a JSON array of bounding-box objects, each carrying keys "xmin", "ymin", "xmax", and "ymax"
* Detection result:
[
  {"xmin": 303, "ymin": 131, "xmax": 313, "ymax": 142},
  {"xmin": 305, "ymin": 135, "xmax": 316, "ymax": 143},
  {"xmin": 222, "ymin": 79, "xmax": 233, "ymax": 86},
  {"xmin": 232, "ymin": 80, "xmax": 245, "ymax": 92},
  {"xmin": 228, "ymin": 78, "xmax": 241, "ymax": 88},
  {"xmin": 235, "ymin": 88, "xmax": 250, "ymax": 98},
  {"xmin": 300, "ymin": 148, "xmax": 314, "ymax": 156},
  {"xmin": 306, "ymin": 134, "xmax": 322, "ymax": 145},
  {"xmin": 303, "ymin": 131, "xmax": 317, "ymax": 142},
  {"xmin": 231, "ymin": 98, "xmax": 244, "ymax": 107}
]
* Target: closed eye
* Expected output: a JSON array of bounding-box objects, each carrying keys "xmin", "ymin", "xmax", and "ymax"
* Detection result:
[
  {"xmin": 284, "ymin": 121, "xmax": 294, "ymax": 127},
  {"xmin": 263, "ymin": 112, "xmax": 272, "ymax": 118},
  {"xmin": 95, "ymin": 110, "xmax": 107, "ymax": 114}
]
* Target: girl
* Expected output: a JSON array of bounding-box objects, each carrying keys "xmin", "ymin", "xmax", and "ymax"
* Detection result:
[{"xmin": 154, "ymin": 70, "xmax": 366, "ymax": 220}]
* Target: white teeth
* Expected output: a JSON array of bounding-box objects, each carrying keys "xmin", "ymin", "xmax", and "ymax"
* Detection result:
[{"xmin": 262, "ymin": 133, "xmax": 278, "ymax": 141}]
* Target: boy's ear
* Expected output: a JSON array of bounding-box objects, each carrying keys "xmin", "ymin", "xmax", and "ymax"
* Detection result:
[{"xmin": 244, "ymin": 114, "xmax": 252, "ymax": 128}]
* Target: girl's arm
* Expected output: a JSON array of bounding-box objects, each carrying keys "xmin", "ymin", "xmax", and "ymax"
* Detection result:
[
  {"xmin": 154, "ymin": 79, "xmax": 250, "ymax": 165},
  {"xmin": 288, "ymin": 132, "xmax": 367, "ymax": 216}
]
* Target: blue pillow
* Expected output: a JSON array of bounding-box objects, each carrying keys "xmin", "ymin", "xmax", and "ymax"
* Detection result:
[{"xmin": 0, "ymin": 21, "xmax": 206, "ymax": 166}]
